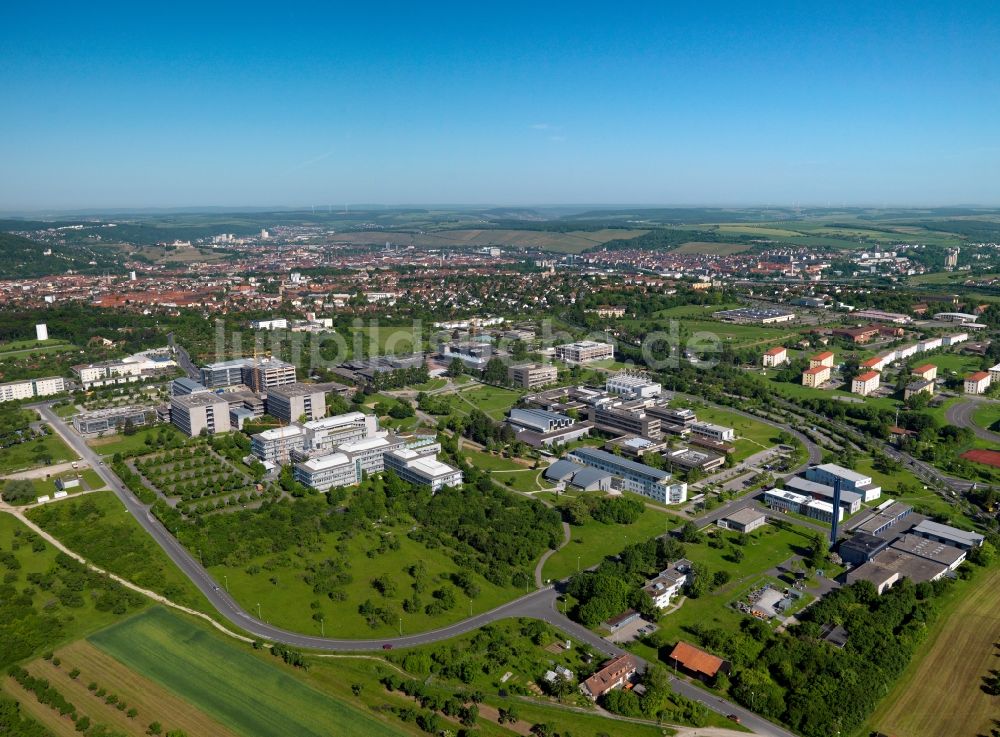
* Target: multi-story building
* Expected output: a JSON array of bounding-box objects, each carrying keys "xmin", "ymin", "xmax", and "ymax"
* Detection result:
[
  {"xmin": 303, "ymin": 412, "xmax": 378, "ymax": 452},
  {"xmin": 642, "ymin": 563, "xmax": 689, "ymax": 609},
  {"xmin": 806, "ymin": 463, "xmax": 881, "ymax": 502},
  {"xmin": 605, "ymin": 372, "xmax": 662, "ymax": 399},
  {"xmin": 784, "ymin": 476, "xmax": 862, "ymax": 515},
  {"xmin": 911, "ymin": 364, "xmax": 938, "ymax": 382},
  {"xmin": 567, "ymin": 447, "xmax": 687, "ymax": 504},
  {"xmin": 171, "ymin": 377, "xmax": 208, "ymax": 396},
  {"xmin": 339, "ymin": 435, "xmax": 406, "ymax": 477},
  {"xmin": 384, "ymin": 446, "xmax": 463, "ymax": 492},
  {"xmin": 942, "ymin": 332, "xmax": 968, "ymax": 346},
  {"xmin": 293, "ymin": 452, "xmax": 357, "ymax": 491},
  {"xmin": 762, "ymin": 346, "xmax": 788, "ymax": 367},
  {"xmin": 0, "ymin": 376, "xmax": 65, "ymax": 403},
  {"xmin": 170, "ymin": 392, "xmax": 231, "ymax": 436},
  {"xmin": 507, "ymin": 363, "xmax": 558, "ymax": 389},
  {"xmin": 200, "ymin": 357, "xmax": 296, "ymax": 391},
  {"xmin": 251, "ymin": 425, "xmax": 307, "ymax": 464},
  {"xmin": 904, "ymin": 378, "xmax": 935, "ymax": 400},
  {"xmin": 689, "ymin": 421, "xmax": 735, "ymax": 443},
  {"xmin": 265, "ymin": 383, "xmax": 328, "ymax": 423},
  {"xmin": 764, "ymin": 488, "xmax": 844, "ymax": 524},
  {"xmin": 989, "ymin": 363, "xmax": 1000, "ymax": 385},
  {"xmin": 802, "ymin": 365, "xmax": 831, "ymax": 387},
  {"xmin": 851, "ymin": 370, "xmax": 880, "ymax": 396},
  {"xmin": 555, "ymin": 340, "xmax": 615, "ymax": 364},
  {"xmin": 72, "ymin": 360, "xmax": 144, "ymax": 388},
  {"xmin": 964, "ymin": 371, "xmax": 991, "ymax": 395},
  {"xmin": 809, "ymin": 351, "xmax": 835, "ymax": 368},
  {"xmin": 588, "ymin": 403, "xmax": 661, "ymax": 439}
]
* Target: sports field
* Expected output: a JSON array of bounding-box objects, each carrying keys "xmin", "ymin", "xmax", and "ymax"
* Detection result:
[
  {"xmin": 870, "ymin": 567, "xmax": 1000, "ymax": 737},
  {"xmin": 89, "ymin": 608, "xmax": 404, "ymax": 737}
]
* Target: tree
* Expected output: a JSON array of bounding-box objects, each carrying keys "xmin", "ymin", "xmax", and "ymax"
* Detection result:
[{"xmin": 448, "ymin": 358, "xmax": 465, "ymax": 377}]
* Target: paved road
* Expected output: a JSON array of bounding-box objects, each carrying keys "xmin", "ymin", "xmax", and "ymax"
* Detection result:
[
  {"xmin": 32, "ymin": 403, "xmax": 795, "ymax": 736},
  {"xmin": 946, "ymin": 396, "xmax": 1000, "ymax": 444}
]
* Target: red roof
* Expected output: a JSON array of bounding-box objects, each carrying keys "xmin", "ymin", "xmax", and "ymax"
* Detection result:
[
  {"xmin": 581, "ymin": 654, "xmax": 639, "ymax": 698},
  {"xmin": 861, "ymin": 357, "xmax": 883, "ymax": 368},
  {"xmin": 855, "ymin": 371, "xmax": 880, "ymax": 382},
  {"xmin": 961, "ymin": 449, "xmax": 1000, "ymax": 468},
  {"xmin": 803, "ymin": 366, "xmax": 829, "ymax": 375},
  {"xmin": 764, "ymin": 346, "xmax": 786, "ymax": 356},
  {"xmin": 669, "ymin": 641, "xmax": 723, "ymax": 678},
  {"xmin": 967, "ymin": 371, "xmax": 990, "ymax": 381},
  {"xmin": 912, "ymin": 364, "xmax": 936, "ymax": 375},
  {"xmin": 811, "ymin": 351, "xmax": 834, "ymax": 360}
]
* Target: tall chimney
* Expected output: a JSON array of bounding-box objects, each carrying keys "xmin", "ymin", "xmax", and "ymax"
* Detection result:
[{"xmin": 830, "ymin": 477, "xmax": 842, "ymax": 546}]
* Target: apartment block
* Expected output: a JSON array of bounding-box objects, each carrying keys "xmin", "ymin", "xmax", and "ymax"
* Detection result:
[{"xmin": 0, "ymin": 376, "xmax": 65, "ymax": 403}]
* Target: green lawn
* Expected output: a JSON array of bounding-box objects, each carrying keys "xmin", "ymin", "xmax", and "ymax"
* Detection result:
[
  {"xmin": 86, "ymin": 425, "xmax": 183, "ymax": 456},
  {"xmin": 543, "ymin": 505, "xmax": 679, "ymax": 581},
  {"xmin": 0, "ymin": 432, "xmax": 76, "ymax": 474},
  {"xmin": 349, "ymin": 325, "xmax": 423, "ymax": 356},
  {"xmin": 921, "ymin": 353, "xmax": 984, "ymax": 377},
  {"xmin": 676, "ymin": 403, "xmax": 780, "ymax": 461},
  {"xmin": 763, "ymin": 373, "xmax": 902, "ymax": 411},
  {"xmin": 971, "ymin": 400, "xmax": 1000, "ymax": 432},
  {"xmin": 644, "ymin": 524, "xmax": 816, "ymax": 647},
  {"xmin": 409, "ymin": 377, "xmax": 447, "ymax": 391},
  {"xmin": 90, "ymin": 608, "xmax": 403, "ymax": 737},
  {"xmin": 211, "ymin": 518, "xmax": 521, "ymax": 638},
  {"xmin": 455, "ymin": 385, "xmax": 523, "ymax": 420},
  {"xmin": 26, "ymin": 490, "xmax": 213, "ymax": 613},
  {"xmin": 462, "ymin": 449, "xmax": 553, "ymax": 493}
]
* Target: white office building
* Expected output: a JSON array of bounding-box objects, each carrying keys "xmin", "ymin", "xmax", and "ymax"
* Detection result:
[
  {"xmin": 303, "ymin": 412, "xmax": 378, "ymax": 451},
  {"xmin": 384, "ymin": 447, "xmax": 463, "ymax": 492},
  {"xmin": 251, "ymin": 426, "xmax": 307, "ymax": 464},
  {"xmin": 294, "ymin": 452, "xmax": 357, "ymax": 491},
  {"xmin": 606, "ymin": 372, "xmax": 662, "ymax": 399}
]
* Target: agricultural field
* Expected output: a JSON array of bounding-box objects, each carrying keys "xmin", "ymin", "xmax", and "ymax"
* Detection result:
[
  {"xmin": 331, "ymin": 227, "xmax": 650, "ymax": 253},
  {"xmin": 210, "ymin": 514, "xmax": 521, "ymax": 638},
  {"xmin": 543, "ymin": 505, "xmax": 678, "ymax": 581},
  {"xmin": 0, "ymin": 431, "xmax": 76, "ymax": 474},
  {"xmin": 132, "ymin": 444, "xmax": 268, "ymax": 516},
  {"xmin": 0, "ymin": 337, "xmax": 76, "ymax": 358},
  {"xmin": 671, "ymin": 241, "xmax": 752, "ymax": 255},
  {"xmin": 26, "ymin": 490, "xmax": 213, "ymax": 613},
  {"xmin": 88, "ymin": 607, "xmax": 404, "ymax": 737},
  {"xmin": 8, "ymin": 640, "xmax": 243, "ymax": 737},
  {"xmin": 869, "ymin": 567, "xmax": 1000, "ymax": 737}
]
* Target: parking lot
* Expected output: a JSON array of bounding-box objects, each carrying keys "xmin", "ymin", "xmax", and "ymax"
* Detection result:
[{"xmin": 605, "ymin": 618, "xmax": 657, "ymax": 644}]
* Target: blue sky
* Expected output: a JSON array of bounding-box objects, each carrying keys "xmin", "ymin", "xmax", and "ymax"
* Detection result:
[{"xmin": 2, "ymin": 1, "xmax": 999, "ymax": 209}]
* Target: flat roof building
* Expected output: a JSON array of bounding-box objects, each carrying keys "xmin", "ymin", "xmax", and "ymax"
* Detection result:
[
  {"xmin": 568, "ymin": 447, "xmax": 687, "ymax": 504},
  {"xmin": 555, "ymin": 340, "xmax": 615, "ymax": 364},
  {"xmin": 384, "ymin": 447, "xmax": 463, "ymax": 492},
  {"xmin": 507, "ymin": 363, "xmax": 558, "ymax": 389},
  {"xmin": 911, "ymin": 519, "xmax": 984, "ymax": 549},
  {"xmin": 170, "ymin": 392, "xmax": 231, "ymax": 437},
  {"xmin": 251, "ymin": 425, "xmax": 307, "ymax": 464},
  {"xmin": 265, "ymin": 382, "xmax": 328, "ymax": 423},
  {"xmin": 294, "ymin": 452, "xmax": 356, "ymax": 491},
  {"xmin": 606, "ymin": 372, "xmax": 662, "ymax": 399}
]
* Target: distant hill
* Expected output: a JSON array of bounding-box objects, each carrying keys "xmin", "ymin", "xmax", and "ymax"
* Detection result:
[{"xmin": 0, "ymin": 232, "xmax": 120, "ymax": 279}]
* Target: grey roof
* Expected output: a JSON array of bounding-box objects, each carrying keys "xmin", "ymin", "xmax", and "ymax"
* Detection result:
[
  {"xmin": 570, "ymin": 447, "xmax": 671, "ymax": 481},
  {"xmin": 544, "ymin": 459, "xmax": 586, "ymax": 481},
  {"xmin": 571, "ymin": 467, "xmax": 613, "ymax": 489},
  {"xmin": 172, "ymin": 377, "xmax": 206, "ymax": 391},
  {"xmin": 724, "ymin": 507, "xmax": 766, "ymax": 526},
  {"xmin": 912, "ymin": 519, "xmax": 984, "ymax": 547},
  {"xmin": 785, "ymin": 476, "xmax": 862, "ymax": 504}
]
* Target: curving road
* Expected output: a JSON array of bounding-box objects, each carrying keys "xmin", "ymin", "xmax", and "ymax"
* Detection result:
[
  {"xmin": 32, "ymin": 403, "xmax": 797, "ymax": 736},
  {"xmin": 946, "ymin": 396, "xmax": 1000, "ymax": 444}
]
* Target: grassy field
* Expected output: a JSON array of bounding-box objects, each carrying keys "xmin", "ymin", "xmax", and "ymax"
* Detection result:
[
  {"xmin": 211, "ymin": 516, "xmax": 521, "ymax": 638},
  {"xmin": 676, "ymin": 403, "xmax": 781, "ymax": 461},
  {"xmin": 0, "ymin": 432, "xmax": 76, "ymax": 474},
  {"xmin": 89, "ymin": 608, "xmax": 404, "ymax": 737},
  {"xmin": 868, "ymin": 567, "xmax": 1000, "ymax": 737},
  {"xmin": 0, "ymin": 514, "xmax": 139, "ymax": 654},
  {"xmin": 971, "ymin": 400, "xmax": 1000, "ymax": 432},
  {"xmin": 644, "ymin": 524, "xmax": 817, "ymax": 647},
  {"xmin": 920, "ymin": 352, "xmax": 985, "ymax": 377},
  {"xmin": 86, "ymin": 425, "xmax": 183, "ymax": 456},
  {"xmin": 543, "ymin": 505, "xmax": 679, "ymax": 581},
  {"xmin": 348, "ymin": 325, "xmax": 424, "ymax": 355},
  {"xmin": 461, "ymin": 449, "xmax": 553, "ymax": 493},
  {"xmin": 26, "ymin": 490, "xmax": 213, "ymax": 613},
  {"xmin": 763, "ymin": 373, "xmax": 902, "ymax": 411},
  {"xmin": 12, "ymin": 640, "xmax": 243, "ymax": 737},
  {"xmin": 454, "ymin": 384, "xmax": 523, "ymax": 420}
]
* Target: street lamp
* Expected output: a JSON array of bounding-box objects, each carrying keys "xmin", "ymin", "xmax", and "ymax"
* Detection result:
[
  {"xmin": 223, "ymin": 574, "xmax": 229, "ymax": 592},
  {"xmin": 256, "ymin": 602, "xmax": 261, "ymax": 619}
]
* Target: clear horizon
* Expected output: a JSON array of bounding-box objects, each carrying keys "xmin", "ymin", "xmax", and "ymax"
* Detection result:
[{"xmin": 3, "ymin": 1, "xmax": 999, "ymax": 209}]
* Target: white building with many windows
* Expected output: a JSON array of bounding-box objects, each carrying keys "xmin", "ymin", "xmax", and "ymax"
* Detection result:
[
  {"xmin": 0, "ymin": 376, "xmax": 65, "ymax": 403},
  {"xmin": 384, "ymin": 447, "xmax": 463, "ymax": 491},
  {"xmin": 567, "ymin": 447, "xmax": 687, "ymax": 504}
]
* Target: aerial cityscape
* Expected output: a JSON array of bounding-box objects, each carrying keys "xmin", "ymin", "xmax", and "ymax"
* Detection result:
[{"xmin": 2, "ymin": 4, "xmax": 999, "ymax": 737}]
